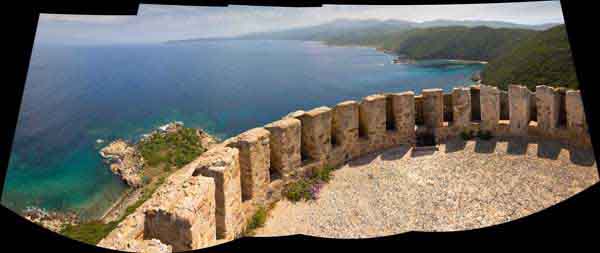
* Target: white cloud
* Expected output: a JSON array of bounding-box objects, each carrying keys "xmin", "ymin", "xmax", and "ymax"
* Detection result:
[{"xmin": 40, "ymin": 14, "xmax": 134, "ymax": 24}]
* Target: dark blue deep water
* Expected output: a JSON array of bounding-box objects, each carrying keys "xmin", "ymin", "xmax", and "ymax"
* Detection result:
[{"xmin": 1, "ymin": 40, "xmax": 484, "ymax": 219}]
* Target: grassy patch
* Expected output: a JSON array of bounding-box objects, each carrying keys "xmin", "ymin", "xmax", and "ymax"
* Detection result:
[
  {"xmin": 60, "ymin": 221, "xmax": 119, "ymax": 245},
  {"xmin": 283, "ymin": 166, "xmax": 335, "ymax": 202},
  {"xmin": 137, "ymin": 127, "xmax": 206, "ymax": 170}
]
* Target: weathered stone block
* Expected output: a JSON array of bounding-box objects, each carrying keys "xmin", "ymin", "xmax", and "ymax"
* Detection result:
[
  {"xmin": 332, "ymin": 101, "xmax": 359, "ymax": 159},
  {"xmin": 509, "ymin": 85, "xmax": 532, "ymax": 135},
  {"xmin": 388, "ymin": 91, "xmax": 416, "ymax": 142},
  {"xmin": 422, "ymin": 88, "xmax": 444, "ymax": 128},
  {"xmin": 264, "ymin": 118, "xmax": 302, "ymax": 176},
  {"xmin": 296, "ymin": 106, "xmax": 332, "ymax": 162},
  {"xmin": 566, "ymin": 90, "xmax": 587, "ymax": 132},
  {"xmin": 480, "ymin": 85, "xmax": 500, "ymax": 131},
  {"xmin": 144, "ymin": 176, "xmax": 216, "ymax": 251},
  {"xmin": 194, "ymin": 147, "xmax": 243, "ymax": 241},
  {"xmin": 226, "ymin": 128, "xmax": 270, "ymax": 202},
  {"xmin": 536, "ymin": 85, "xmax": 560, "ymax": 133},
  {"xmin": 452, "ymin": 87, "xmax": 471, "ymax": 128},
  {"xmin": 359, "ymin": 94, "xmax": 387, "ymax": 149}
]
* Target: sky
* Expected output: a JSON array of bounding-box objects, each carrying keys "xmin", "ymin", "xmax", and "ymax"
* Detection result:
[{"xmin": 35, "ymin": 1, "xmax": 565, "ymax": 45}]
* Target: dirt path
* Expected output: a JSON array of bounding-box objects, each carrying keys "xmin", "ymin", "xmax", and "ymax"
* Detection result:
[{"xmin": 253, "ymin": 137, "xmax": 598, "ymax": 238}]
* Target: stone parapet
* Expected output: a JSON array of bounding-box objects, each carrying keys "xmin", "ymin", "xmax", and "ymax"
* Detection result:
[
  {"xmin": 264, "ymin": 118, "xmax": 302, "ymax": 177},
  {"xmin": 99, "ymin": 84, "xmax": 592, "ymax": 252},
  {"xmin": 226, "ymin": 127, "xmax": 270, "ymax": 203},
  {"xmin": 143, "ymin": 176, "xmax": 216, "ymax": 251},
  {"xmin": 509, "ymin": 85, "xmax": 532, "ymax": 135},
  {"xmin": 388, "ymin": 91, "xmax": 416, "ymax": 144},
  {"xmin": 332, "ymin": 101, "xmax": 360, "ymax": 160},
  {"xmin": 536, "ymin": 85, "xmax": 560, "ymax": 132},
  {"xmin": 359, "ymin": 94, "xmax": 387, "ymax": 152},
  {"xmin": 566, "ymin": 90, "xmax": 587, "ymax": 133},
  {"xmin": 452, "ymin": 87, "xmax": 471, "ymax": 129},
  {"xmin": 193, "ymin": 147, "xmax": 244, "ymax": 241},
  {"xmin": 480, "ymin": 85, "xmax": 500, "ymax": 132},
  {"xmin": 422, "ymin": 88, "xmax": 444, "ymax": 129},
  {"xmin": 295, "ymin": 107, "xmax": 333, "ymax": 162}
]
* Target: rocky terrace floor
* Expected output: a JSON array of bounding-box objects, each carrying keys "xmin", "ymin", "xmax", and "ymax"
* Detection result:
[{"xmin": 252, "ymin": 137, "xmax": 599, "ymax": 238}]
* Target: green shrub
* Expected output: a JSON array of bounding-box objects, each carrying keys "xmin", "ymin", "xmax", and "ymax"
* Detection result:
[
  {"xmin": 244, "ymin": 206, "xmax": 268, "ymax": 236},
  {"xmin": 137, "ymin": 127, "xmax": 206, "ymax": 170},
  {"xmin": 283, "ymin": 179, "xmax": 312, "ymax": 202},
  {"xmin": 460, "ymin": 130, "xmax": 474, "ymax": 140},
  {"xmin": 312, "ymin": 166, "xmax": 334, "ymax": 183},
  {"xmin": 477, "ymin": 130, "xmax": 493, "ymax": 140},
  {"xmin": 283, "ymin": 166, "xmax": 335, "ymax": 202}
]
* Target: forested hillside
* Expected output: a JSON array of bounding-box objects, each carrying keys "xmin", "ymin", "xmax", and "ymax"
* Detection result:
[
  {"xmin": 328, "ymin": 26, "xmax": 536, "ymax": 61},
  {"xmin": 480, "ymin": 25, "xmax": 578, "ymax": 90},
  {"xmin": 189, "ymin": 19, "xmax": 577, "ymax": 90}
]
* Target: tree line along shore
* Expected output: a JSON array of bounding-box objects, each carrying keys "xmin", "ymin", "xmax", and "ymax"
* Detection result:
[{"xmin": 233, "ymin": 20, "xmax": 576, "ymax": 91}]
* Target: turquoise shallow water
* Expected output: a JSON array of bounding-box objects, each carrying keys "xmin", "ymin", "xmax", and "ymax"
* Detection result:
[{"xmin": 1, "ymin": 40, "xmax": 484, "ymax": 219}]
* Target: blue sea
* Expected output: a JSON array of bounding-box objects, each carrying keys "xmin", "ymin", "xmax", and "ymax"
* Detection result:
[{"xmin": 1, "ymin": 39, "xmax": 484, "ymax": 219}]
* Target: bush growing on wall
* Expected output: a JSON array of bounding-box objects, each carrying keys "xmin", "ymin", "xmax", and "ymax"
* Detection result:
[{"xmin": 283, "ymin": 166, "xmax": 335, "ymax": 202}]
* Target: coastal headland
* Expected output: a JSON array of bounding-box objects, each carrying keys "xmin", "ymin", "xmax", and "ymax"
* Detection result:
[{"xmin": 26, "ymin": 121, "xmax": 219, "ymax": 240}]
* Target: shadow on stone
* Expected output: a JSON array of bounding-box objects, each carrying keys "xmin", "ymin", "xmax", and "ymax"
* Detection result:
[
  {"xmin": 537, "ymin": 140, "xmax": 562, "ymax": 160},
  {"xmin": 347, "ymin": 152, "xmax": 379, "ymax": 167},
  {"xmin": 474, "ymin": 139, "xmax": 497, "ymax": 154},
  {"xmin": 444, "ymin": 138, "xmax": 467, "ymax": 153},
  {"xmin": 568, "ymin": 147, "xmax": 596, "ymax": 166},
  {"xmin": 381, "ymin": 145, "xmax": 411, "ymax": 161},
  {"xmin": 411, "ymin": 146, "xmax": 438, "ymax": 157},
  {"xmin": 507, "ymin": 138, "xmax": 529, "ymax": 155}
]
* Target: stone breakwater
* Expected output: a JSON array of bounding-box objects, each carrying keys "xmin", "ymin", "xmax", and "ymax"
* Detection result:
[{"xmin": 98, "ymin": 84, "xmax": 591, "ymax": 252}]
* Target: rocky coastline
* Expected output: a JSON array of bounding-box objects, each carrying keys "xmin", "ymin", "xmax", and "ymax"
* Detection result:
[
  {"xmin": 22, "ymin": 206, "xmax": 79, "ymax": 233},
  {"xmin": 100, "ymin": 139, "xmax": 144, "ymax": 188},
  {"xmin": 98, "ymin": 121, "xmax": 218, "ymax": 223},
  {"xmin": 23, "ymin": 121, "xmax": 219, "ymax": 235}
]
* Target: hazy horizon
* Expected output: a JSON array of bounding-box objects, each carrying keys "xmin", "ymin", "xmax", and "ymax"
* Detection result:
[{"xmin": 35, "ymin": 1, "xmax": 564, "ymax": 45}]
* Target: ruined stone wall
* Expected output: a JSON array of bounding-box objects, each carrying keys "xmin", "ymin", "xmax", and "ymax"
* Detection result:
[{"xmin": 99, "ymin": 84, "xmax": 591, "ymax": 252}]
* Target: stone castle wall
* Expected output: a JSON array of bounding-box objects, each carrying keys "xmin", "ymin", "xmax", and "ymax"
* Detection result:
[{"xmin": 98, "ymin": 84, "xmax": 591, "ymax": 252}]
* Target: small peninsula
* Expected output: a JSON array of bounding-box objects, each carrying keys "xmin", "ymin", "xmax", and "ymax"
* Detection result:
[{"xmin": 32, "ymin": 121, "xmax": 219, "ymax": 244}]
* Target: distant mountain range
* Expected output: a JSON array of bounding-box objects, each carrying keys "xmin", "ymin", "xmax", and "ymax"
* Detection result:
[
  {"xmin": 232, "ymin": 18, "xmax": 558, "ymax": 42},
  {"xmin": 170, "ymin": 19, "xmax": 576, "ymax": 90},
  {"xmin": 169, "ymin": 18, "xmax": 559, "ymax": 43}
]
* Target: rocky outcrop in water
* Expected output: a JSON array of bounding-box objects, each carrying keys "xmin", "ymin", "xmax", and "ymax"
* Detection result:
[{"xmin": 100, "ymin": 139, "xmax": 144, "ymax": 188}]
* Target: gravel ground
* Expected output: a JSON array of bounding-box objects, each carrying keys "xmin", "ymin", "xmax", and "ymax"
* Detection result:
[{"xmin": 253, "ymin": 137, "xmax": 599, "ymax": 238}]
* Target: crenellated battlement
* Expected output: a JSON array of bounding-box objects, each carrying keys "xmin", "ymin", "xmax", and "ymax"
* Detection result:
[{"xmin": 98, "ymin": 84, "xmax": 591, "ymax": 252}]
